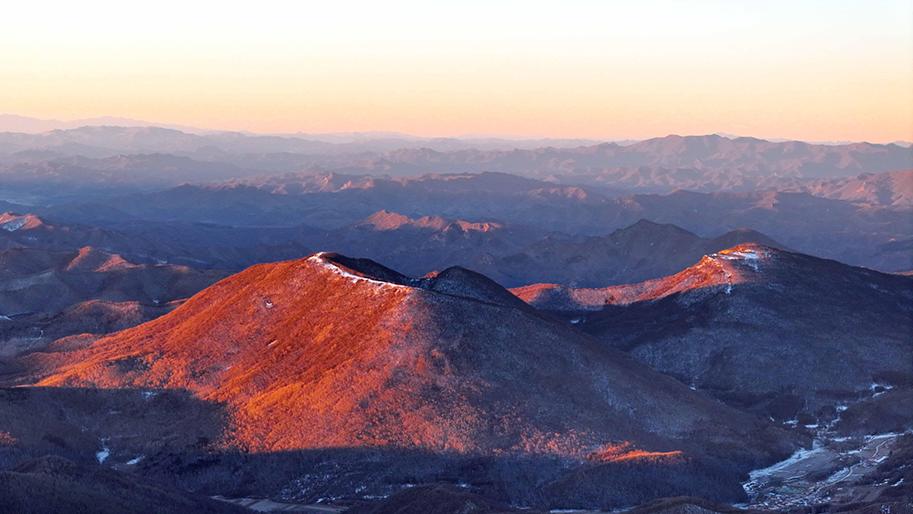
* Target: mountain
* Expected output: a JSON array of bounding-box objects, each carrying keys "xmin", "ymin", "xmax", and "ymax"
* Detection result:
[
  {"xmin": 1, "ymin": 206, "xmax": 784, "ymax": 289},
  {"xmin": 320, "ymin": 210, "xmax": 539, "ymax": 279},
  {"xmin": 0, "ymin": 211, "xmax": 325, "ymax": 270},
  {"xmin": 487, "ymin": 220, "xmax": 782, "ymax": 287},
  {"xmin": 3, "ymin": 129, "xmax": 910, "ymax": 197},
  {"xmin": 0, "ymin": 245, "xmax": 219, "ymax": 317},
  {"xmin": 34, "ymin": 168, "xmax": 913, "ymax": 273},
  {"xmin": 40, "ymin": 172, "xmax": 611, "ymax": 233},
  {"xmin": 0, "ymin": 153, "xmax": 250, "ymax": 192},
  {"xmin": 795, "ymin": 169, "xmax": 913, "ymax": 209},
  {"xmin": 0, "ymin": 212, "xmax": 140, "ymax": 254},
  {"xmin": 315, "ymin": 134, "xmax": 913, "ymax": 191},
  {"xmin": 0, "ymin": 246, "xmax": 224, "ymax": 355},
  {"xmin": 0, "ymin": 126, "xmax": 352, "ymax": 174},
  {"xmin": 516, "ymin": 244, "xmax": 913, "ymax": 423},
  {"xmin": 231, "ymin": 171, "xmax": 601, "ymax": 198},
  {"xmin": 0, "ymin": 114, "xmax": 210, "ymax": 134},
  {"xmin": 0, "ymin": 212, "xmax": 44, "ymax": 232},
  {"xmin": 18, "ymin": 252, "xmax": 796, "ymax": 508}
]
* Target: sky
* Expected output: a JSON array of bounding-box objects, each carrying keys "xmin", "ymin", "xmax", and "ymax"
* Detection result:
[{"xmin": 2, "ymin": 0, "xmax": 912, "ymax": 142}]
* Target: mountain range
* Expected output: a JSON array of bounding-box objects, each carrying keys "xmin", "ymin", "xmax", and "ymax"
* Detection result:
[
  {"xmin": 1, "ymin": 122, "xmax": 911, "ymax": 512},
  {"xmin": 10, "ymin": 251, "xmax": 799, "ymax": 509},
  {"xmin": 1, "ymin": 243, "xmax": 908, "ymax": 511},
  {"xmin": 0, "ymin": 208, "xmax": 787, "ymax": 289},
  {"xmin": 1, "ymin": 128, "xmax": 910, "ymax": 195},
  {"xmin": 18, "ymin": 169, "xmax": 907, "ymax": 272},
  {"xmin": 0, "ymin": 245, "xmax": 223, "ymax": 356}
]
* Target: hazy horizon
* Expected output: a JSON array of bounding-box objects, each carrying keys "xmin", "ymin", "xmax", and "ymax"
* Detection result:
[
  {"xmin": 3, "ymin": 1, "xmax": 912, "ymax": 143},
  {"xmin": 2, "ymin": 112, "xmax": 912, "ymax": 146}
]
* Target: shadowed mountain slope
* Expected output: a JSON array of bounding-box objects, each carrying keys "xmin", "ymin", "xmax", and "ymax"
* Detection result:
[{"xmin": 517, "ymin": 245, "xmax": 913, "ymax": 421}]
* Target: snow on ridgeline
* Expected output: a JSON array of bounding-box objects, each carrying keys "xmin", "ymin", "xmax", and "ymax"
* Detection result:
[
  {"xmin": 306, "ymin": 252, "xmax": 414, "ymax": 290},
  {"xmin": 713, "ymin": 246, "xmax": 767, "ymax": 272}
]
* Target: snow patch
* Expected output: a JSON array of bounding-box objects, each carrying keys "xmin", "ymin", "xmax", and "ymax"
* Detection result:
[
  {"xmin": 870, "ymin": 382, "xmax": 894, "ymax": 397},
  {"xmin": 745, "ymin": 440, "xmax": 824, "ymax": 485},
  {"xmin": 126, "ymin": 455, "xmax": 144, "ymax": 465},
  {"xmin": 0, "ymin": 216, "xmax": 27, "ymax": 232},
  {"xmin": 864, "ymin": 431, "xmax": 904, "ymax": 442},
  {"xmin": 719, "ymin": 249, "xmax": 763, "ymax": 271},
  {"xmin": 96, "ymin": 440, "xmax": 111, "ymax": 464}
]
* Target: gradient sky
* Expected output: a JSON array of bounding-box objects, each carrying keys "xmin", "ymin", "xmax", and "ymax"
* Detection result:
[{"xmin": 2, "ymin": 0, "xmax": 912, "ymax": 141}]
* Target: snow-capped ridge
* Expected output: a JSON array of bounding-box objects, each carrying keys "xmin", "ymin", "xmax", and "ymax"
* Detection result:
[
  {"xmin": 307, "ymin": 252, "xmax": 416, "ymax": 289},
  {"xmin": 514, "ymin": 244, "xmax": 793, "ymax": 311}
]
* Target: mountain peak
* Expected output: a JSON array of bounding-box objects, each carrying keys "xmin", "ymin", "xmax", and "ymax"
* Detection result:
[
  {"xmin": 359, "ymin": 210, "xmax": 415, "ymax": 230},
  {"xmin": 0, "ymin": 212, "xmax": 44, "ymax": 232},
  {"xmin": 710, "ymin": 229, "xmax": 783, "ymax": 250},
  {"xmin": 64, "ymin": 246, "xmax": 137, "ymax": 273},
  {"xmin": 423, "ymin": 266, "xmax": 529, "ymax": 308},
  {"xmin": 618, "ymin": 218, "xmax": 696, "ymax": 237}
]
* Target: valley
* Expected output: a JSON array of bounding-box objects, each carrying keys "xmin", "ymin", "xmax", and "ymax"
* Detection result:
[{"xmin": 742, "ymin": 432, "xmax": 911, "ymax": 511}]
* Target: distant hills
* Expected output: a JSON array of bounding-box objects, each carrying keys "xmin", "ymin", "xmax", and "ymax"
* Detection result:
[
  {"xmin": 1, "ymin": 126, "xmax": 910, "ymax": 195},
  {"xmin": 0, "ymin": 208, "xmax": 786, "ymax": 288},
  {"xmin": 0, "ymin": 114, "xmax": 211, "ymax": 134},
  {"xmin": 18, "ymin": 168, "xmax": 906, "ymax": 273},
  {"xmin": 0, "ymin": 244, "xmax": 224, "ymax": 354}
]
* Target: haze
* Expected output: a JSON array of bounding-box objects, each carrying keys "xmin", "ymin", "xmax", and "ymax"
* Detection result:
[{"xmin": 3, "ymin": 0, "xmax": 912, "ymax": 142}]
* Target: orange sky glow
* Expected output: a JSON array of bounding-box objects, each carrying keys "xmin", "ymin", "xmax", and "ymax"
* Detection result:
[{"xmin": 2, "ymin": 0, "xmax": 912, "ymax": 142}]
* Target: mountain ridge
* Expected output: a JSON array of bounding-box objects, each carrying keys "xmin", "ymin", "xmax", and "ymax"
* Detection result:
[
  {"xmin": 517, "ymin": 244, "xmax": 913, "ymax": 422},
  {"xmin": 21, "ymin": 251, "xmax": 795, "ymax": 500}
]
